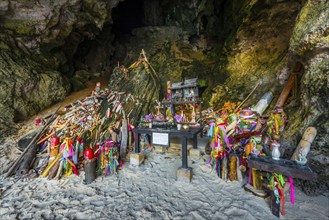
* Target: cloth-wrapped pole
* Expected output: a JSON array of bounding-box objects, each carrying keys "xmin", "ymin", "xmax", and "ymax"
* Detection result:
[{"xmin": 49, "ymin": 137, "xmax": 60, "ymax": 164}]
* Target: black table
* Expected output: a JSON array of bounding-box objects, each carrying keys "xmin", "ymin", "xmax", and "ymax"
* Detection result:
[
  {"xmin": 133, "ymin": 127, "xmax": 203, "ymax": 168},
  {"xmin": 248, "ymin": 155, "xmax": 317, "ymax": 180}
]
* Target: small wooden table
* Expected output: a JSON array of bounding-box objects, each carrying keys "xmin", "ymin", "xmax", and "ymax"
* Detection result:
[
  {"xmin": 133, "ymin": 127, "xmax": 203, "ymax": 168},
  {"xmin": 248, "ymin": 155, "xmax": 317, "ymax": 180},
  {"xmin": 248, "ymin": 155, "xmax": 317, "ymax": 217}
]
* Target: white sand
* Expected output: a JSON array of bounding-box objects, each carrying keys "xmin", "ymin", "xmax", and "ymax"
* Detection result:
[
  {"xmin": 1, "ymin": 141, "xmax": 328, "ymax": 219},
  {"xmin": 0, "ymin": 81, "xmax": 328, "ymax": 219}
]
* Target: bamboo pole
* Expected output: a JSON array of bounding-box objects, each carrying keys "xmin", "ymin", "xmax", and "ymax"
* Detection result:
[{"xmin": 235, "ymin": 81, "xmax": 260, "ymax": 111}]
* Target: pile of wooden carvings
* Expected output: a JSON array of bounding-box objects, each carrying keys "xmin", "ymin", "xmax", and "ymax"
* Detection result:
[
  {"xmin": 204, "ymin": 63, "xmax": 317, "ymax": 217},
  {"xmin": 5, "ymin": 84, "xmax": 139, "ymax": 183}
]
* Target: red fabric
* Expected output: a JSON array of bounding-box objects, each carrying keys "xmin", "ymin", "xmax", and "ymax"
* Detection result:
[
  {"xmin": 50, "ymin": 137, "xmax": 59, "ymax": 146},
  {"xmin": 84, "ymin": 148, "xmax": 94, "ymax": 160},
  {"xmin": 72, "ymin": 166, "xmax": 79, "ymax": 176}
]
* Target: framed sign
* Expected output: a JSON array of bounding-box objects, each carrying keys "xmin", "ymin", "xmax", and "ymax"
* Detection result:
[{"xmin": 152, "ymin": 132, "xmax": 169, "ymax": 146}]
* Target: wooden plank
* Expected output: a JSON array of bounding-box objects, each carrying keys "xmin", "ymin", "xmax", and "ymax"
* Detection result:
[
  {"xmin": 248, "ymin": 155, "xmax": 317, "ymax": 180},
  {"xmin": 275, "ymin": 62, "xmax": 303, "ymax": 108}
]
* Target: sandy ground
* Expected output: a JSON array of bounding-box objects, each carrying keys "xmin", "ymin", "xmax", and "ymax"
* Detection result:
[{"xmin": 0, "ymin": 79, "xmax": 328, "ymax": 220}]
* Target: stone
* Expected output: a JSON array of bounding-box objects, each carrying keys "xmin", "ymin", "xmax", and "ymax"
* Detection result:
[
  {"xmin": 154, "ymin": 145, "xmax": 167, "ymax": 154},
  {"xmin": 73, "ymin": 70, "xmax": 91, "ymax": 83},
  {"xmin": 176, "ymin": 167, "xmax": 193, "ymax": 183},
  {"xmin": 70, "ymin": 77, "xmax": 87, "ymax": 92},
  {"xmin": 189, "ymin": 148, "xmax": 201, "ymax": 158},
  {"xmin": 17, "ymin": 129, "xmax": 40, "ymax": 151},
  {"xmin": 130, "ymin": 153, "xmax": 145, "ymax": 166}
]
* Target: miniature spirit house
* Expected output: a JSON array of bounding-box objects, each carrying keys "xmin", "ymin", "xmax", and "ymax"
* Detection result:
[{"xmin": 163, "ymin": 78, "xmax": 202, "ymax": 125}]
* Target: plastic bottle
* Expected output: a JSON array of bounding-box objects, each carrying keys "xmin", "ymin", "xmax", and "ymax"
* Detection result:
[{"xmin": 271, "ymin": 141, "xmax": 281, "ymax": 160}]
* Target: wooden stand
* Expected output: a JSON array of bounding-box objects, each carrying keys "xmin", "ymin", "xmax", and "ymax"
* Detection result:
[
  {"xmin": 248, "ymin": 155, "xmax": 317, "ymax": 180},
  {"xmin": 133, "ymin": 127, "xmax": 203, "ymax": 181}
]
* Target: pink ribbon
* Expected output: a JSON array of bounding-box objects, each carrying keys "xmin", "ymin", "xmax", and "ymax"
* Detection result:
[{"xmin": 286, "ymin": 177, "xmax": 295, "ymax": 205}]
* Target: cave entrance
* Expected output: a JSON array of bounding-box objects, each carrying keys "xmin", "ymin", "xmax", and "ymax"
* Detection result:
[
  {"xmin": 111, "ymin": 0, "xmax": 145, "ymax": 38},
  {"xmin": 69, "ymin": 0, "xmax": 164, "ymax": 81}
]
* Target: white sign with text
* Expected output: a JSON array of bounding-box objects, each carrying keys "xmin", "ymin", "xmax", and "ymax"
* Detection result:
[{"xmin": 152, "ymin": 132, "xmax": 169, "ymax": 146}]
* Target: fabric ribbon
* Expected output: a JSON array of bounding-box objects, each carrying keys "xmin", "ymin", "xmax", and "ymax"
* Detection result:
[
  {"xmin": 218, "ymin": 124, "xmax": 231, "ymax": 151},
  {"xmin": 286, "ymin": 177, "xmax": 295, "ymax": 205},
  {"xmin": 269, "ymin": 173, "xmax": 286, "ymax": 216}
]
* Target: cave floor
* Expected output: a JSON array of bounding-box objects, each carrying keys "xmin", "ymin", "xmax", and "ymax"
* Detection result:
[{"xmin": 0, "ymin": 79, "xmax": 328, "ymax": 220}]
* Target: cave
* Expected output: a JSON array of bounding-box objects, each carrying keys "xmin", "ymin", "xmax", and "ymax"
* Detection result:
[
  {"xmin": 0, "ymin": 0, "xmax": 328, "ymax": 218},
  {"xmin": 111, "ymin": 0, "xmax": 145, "ymax": 36},
  {"xmin": 69, "ymin": 0, "xmax": 165, "ymax": 79}
]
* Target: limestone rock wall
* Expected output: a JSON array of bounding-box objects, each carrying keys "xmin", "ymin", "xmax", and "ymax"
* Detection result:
[
  {"xmin": 0, "ymin": 0, "xmax": 328, "ymax": 194},
  {"xmin": 113, "ymin": 0, "xmax": 329, "ymax": 194},
  {"xmin": 0, "ymin": 0, "xmax": 120, "ymax": 139},
  {"xmin": 283, "ymin": 0, "xmax": 329, "ymax": 195}
]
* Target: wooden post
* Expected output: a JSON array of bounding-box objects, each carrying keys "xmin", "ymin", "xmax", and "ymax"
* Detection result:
[
  {"xmin": 275, "ymin": 72, "xmax": 297, "ymax": 108},
  {"xmin": 84, "ymin": 159, "xmax": 96, "ymax": 184},
  {"xmin": 181, "ymin": 137, "xmax": 188, "ymax": 168},
  {"xmin": 17, "ymin": 146, "xmax": 39, "ymax": 175},
  {"xmin": 120, "ymin": 119, "xmax": 128, "ymax": 159},
  {"xmin": 275, "ymin": 62, "xmax": 303, "ymax": 108}
]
